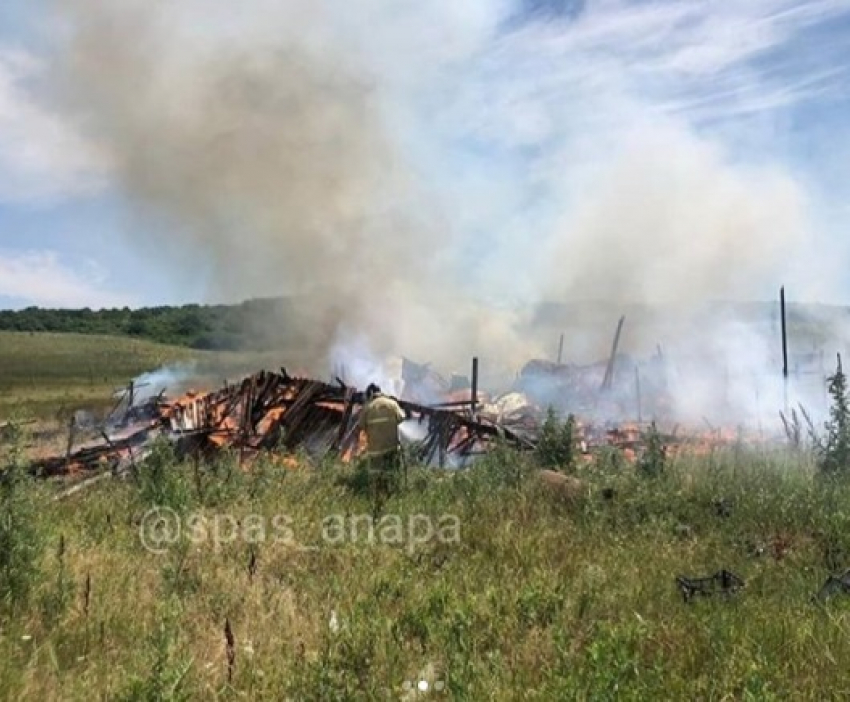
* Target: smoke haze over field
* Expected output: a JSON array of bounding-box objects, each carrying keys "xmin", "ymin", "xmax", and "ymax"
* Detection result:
[{"xmin": 48, "ymin": 0, "xmax": 850, "ymax": 422}]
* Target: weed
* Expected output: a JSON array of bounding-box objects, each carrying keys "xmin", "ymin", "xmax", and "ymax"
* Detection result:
[
  {"xmin": 196, "ymin": 450, "xmax": 243, "ymax": 509},
  {"xmin": 118, "ymin": 599, "xmax": 193, "ymax": 702},
  {"xmin": 516, "ymin": 582, "xmax": 565, "ymax": 628},
  {"xmin": 814, "ymin": 354, "xmax": 850, "ymax": 476},
  {"xmin": 637, "ymin": 421, "xmax": 667, "ymax": 477},
  {"xmin": 595, "ymin": 445, "xmax": 627, "ymax": 473},
  {"xmin": 0, "ymin": 421, "xmax": 43, "ymax": 610},
  {"xmin": 536, "ymin": 407, "xmax": 577, "ymax": 472},
  {"xmin": 478, "ymin": 438, "xmax": 530, "ymax": 489},
  {"xmin": 161, "ymin": 538, "xmax": 201, "ymax": 598},
  {"xmin": 136, "ymin": 438, "xmax": 190, "ymax": 512},
  {"xmin": 38, "ymin": 535, "xmax": 75, "ymax": 628}
]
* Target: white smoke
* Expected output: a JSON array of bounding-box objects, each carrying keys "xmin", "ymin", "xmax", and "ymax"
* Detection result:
[
  {"xmin": 126, "ymin": 362, "xmax": 200, "ymax": 404},
  {"xmin": 42, "ymin": 0, "xmax": 850, "ymax": 426}
]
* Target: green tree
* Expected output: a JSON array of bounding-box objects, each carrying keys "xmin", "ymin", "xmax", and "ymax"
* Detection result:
[
  {"xmin": 816, "ymin": 354, "xmax": 850, "ymax": 476},
  {"xmin": 536, "ymin": 407, "xmax": 576, "ymax": 472}
]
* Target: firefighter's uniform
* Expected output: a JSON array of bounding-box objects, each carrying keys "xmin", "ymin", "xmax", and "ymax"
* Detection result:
[
  {"xmin": 359, "ymin": 393, "xmax": 405, "ymax": 460},
  {"xmin": 359, "ymin": 392, "xmax": 406, "ymax": 504}
]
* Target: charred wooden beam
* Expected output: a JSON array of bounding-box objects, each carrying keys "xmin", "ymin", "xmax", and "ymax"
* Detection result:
[{"xmin": 601, "ymin": 316, "xmax": 626, "ymax": 391}]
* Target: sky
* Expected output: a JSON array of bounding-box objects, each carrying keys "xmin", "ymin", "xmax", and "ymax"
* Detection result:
[{"xmin": 2, "ymin": 0, "xmax": 850, "ymax": 310}]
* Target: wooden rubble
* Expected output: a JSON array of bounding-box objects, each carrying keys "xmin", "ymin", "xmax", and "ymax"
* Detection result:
[
  {"xmin": 30, "ymin": 369, "xmax": 534, "ymax": 478},
  {"xmin": 29, "ymin": 366, "xmax": 765, "ymax": 480}
]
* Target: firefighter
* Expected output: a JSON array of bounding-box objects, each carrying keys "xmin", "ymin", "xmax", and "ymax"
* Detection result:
[{"xmin": 359, "ymin": 383, "xmax": 407, "ymax": 508}]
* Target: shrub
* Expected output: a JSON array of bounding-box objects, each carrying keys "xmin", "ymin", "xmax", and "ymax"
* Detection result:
[
  {"xmin": 118, "ymin": 599, "xmax": 193, "ymax": 702},
  {"xmin": 136, "ymin": 438, "xmax": 190, "ymax": 512},
  {"xmin": 0, "ymin": 421, "xmax": 43, "ymax": 610},
  {"xmin": 637, "ymin": 422, "xmax": 666, "ymax": 477},
  {"xmin": 814, "ymin": 354, "xmax": 850, "ymax": 476},
  {"xmin": 536, "ymin": 408, "xmax": 577, "ymax": 472},
  {"xmin": 478, "ymin": 438, "xmax": 530, "ymax": 489}
]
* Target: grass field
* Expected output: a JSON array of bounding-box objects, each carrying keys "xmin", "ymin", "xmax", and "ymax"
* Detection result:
[
  {"xmin": 0, "ymin": 332, "xmax": 308, "ymax": 422},
  {"xmin": 4, "ymin": 333, "xmax": 850, "ymax": 699},
  {"xmin": 0, "ymin": 332, "xmax": 199, "ymax": 420},
  {"xmin": 3, "ymin": 440, "xmax": 850, "ymax": 699}
]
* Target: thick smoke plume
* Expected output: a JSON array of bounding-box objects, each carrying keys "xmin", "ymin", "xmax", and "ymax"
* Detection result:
[
  {"xmin": 51, "ymin": 0, "xmax": 844, "ymax": 425},
  {"xmin": 54, "ymin": 0, "xmax": 544, "ymax": 376}
]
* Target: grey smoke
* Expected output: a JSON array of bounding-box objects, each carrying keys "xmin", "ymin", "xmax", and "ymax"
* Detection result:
[{"xmin": 48, "ymin": 0, "xmax": 847, "ymax": 426}]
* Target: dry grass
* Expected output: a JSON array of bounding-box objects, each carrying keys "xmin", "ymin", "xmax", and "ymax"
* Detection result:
[
  {"xmin": 0, "ymin": 332, "xmax": 199, "ymax": 420},
  {"xmin": 0, "ymin": 331, "xmax": 315, "ymax": 422},
  {"xmin": 4, "ymin": 334, "xmax": 850, "ymax": 698},
  {"xmin": 2, "ymin": 441, "xmax": 850, "ymax": 699}
]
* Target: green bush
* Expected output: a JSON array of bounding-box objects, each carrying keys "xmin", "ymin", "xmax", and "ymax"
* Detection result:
[
  {"xmin": 118, "ymin": 599, "xmax": 193, "ymax": 702},
  {"xmin": 536, "ymin": 407, "xmax": 577, "ymax": 472},
  {"xmin": 136, "ymin": 438, "xmax": 191, "ymax": 512},
  {"xmin": 0, "ymin": 422, "xmax": 43, "ymax": 610},
  {"xmin": 478, "ymin": 439, "xmax": 530, "ymax": 489},
  {"xmin": 814, "ymin": 354, "xmax": 850, "ymax": 476},
  {"xmin": 637, "ymin": 421, "xmax": 666, "ymax": 478}
]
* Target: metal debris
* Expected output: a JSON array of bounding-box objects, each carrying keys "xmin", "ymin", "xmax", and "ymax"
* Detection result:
[
  {"xmin": 814, "ymin": 570, "xmax": 850, "ymax": 602},
  {"xmin": 676, "ymin": 570, "xmax": 745, "ymax": 603}
]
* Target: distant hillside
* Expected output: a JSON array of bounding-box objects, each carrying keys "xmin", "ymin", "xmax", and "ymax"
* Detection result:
[
  {"xmin": 0, "ymin": 298, "xmax": 299, "ymax": 351},
  {"xmin": 2, "ymin": 297, "xmax": 849, "ymax": 357}
]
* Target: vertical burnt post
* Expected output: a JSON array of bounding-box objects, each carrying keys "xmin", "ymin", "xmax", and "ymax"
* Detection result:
[
  {"xmin": 557, "ymin": 333, "xmax": 564, "ymax": 365},
  {"xmin": 781, "ymin": 286, "xmax": 788, "ymax": 411},
  {"xmin": 438, "ymin": 418, "xmax": 447, "ymax": 469},
  {"xmin": 635, "ymin": 366, "xmax": 642, "ymax": 424},
  {"xmin": 224, "ymin": 618, "xmax": 235, "ymax": 684},
  {"xmin": 601, "ymin": 316, "xmax": 626, "ymax": 391},
  {"xmin": 65, "ymin": 414, "xmax": 76, "ymax": 473},
  {"xmin": 471, "ymin": 357, "xmax": 479, "ymax": 417},
  {"xmin": 128, "ymin": 380, "xmax": 135, "ymax": 409}
]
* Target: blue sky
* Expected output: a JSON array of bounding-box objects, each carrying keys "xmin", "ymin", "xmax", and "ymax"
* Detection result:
[{"xmin": 2, "ymin": 0, "xmax": 850, "ymax": 310}]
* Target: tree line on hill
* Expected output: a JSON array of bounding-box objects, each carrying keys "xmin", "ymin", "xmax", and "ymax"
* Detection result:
[{"xmin": 0, "ymin": 298, "xmax": 297, "ymax": 350}]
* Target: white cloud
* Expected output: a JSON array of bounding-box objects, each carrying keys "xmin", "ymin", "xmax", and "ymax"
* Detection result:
[
  {"xmin": 0, "ymin": 46, "xmax": 107, "ymax": 204},
  {"xmin": 0, "ymin": 0, "xmax": 842, "ymax": 212},
  {"xmin": 0, "ymin": 249, "xmax": 135, "ymax": 308},
  {"xmin": 472, "ymin": 0, "xmax": 850, "ymax": 135},
  {"xmin": 39, "ymin": 0, "xmax": 850, "ymax": 313}
]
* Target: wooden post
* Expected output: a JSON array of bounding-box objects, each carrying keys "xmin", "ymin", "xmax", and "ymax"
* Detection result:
[
  {"xmin": 438, "ymin": 421, "xmax": 447, "ymax": 469},
  {"xmin": 65, "ymin": 415, "xmax": 76, "ymax": 473},
  {"xmin": 128, "ymin": 380, "xmax": 135, "ymax": 409},
  {"xmin": 471, "ymin": 357, "xmax": 479, "ymax": 417},
  {"xmin": 557, "ymin": 333, "xmax": 564, "ymax": 365},
  {"xmin": 781, "ymin": 286, "xmax": 788, "ymax": 411},
  {"xmin": 601, "ymin": 316, "xmax": 626, "ymax": 391},
  {"xmin": 635, "ymin": 366, "xmax": 642, "ymax": 424},
  {"xmin": 224, "ymin": 618, "xmax": 235, "ymax": 684}
]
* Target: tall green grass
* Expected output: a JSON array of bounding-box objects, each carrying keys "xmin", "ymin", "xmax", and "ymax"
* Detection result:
[
  {"xmin": 3, "ymin": 431, "xmax": 850, "ymax": 699},
  {"xmin": 0, "ymin": 331, "xmax": 314, "ymax": 420},
  {"xmin": 0, "ymin": 332, "xmax": 197, "ymax": 419}
]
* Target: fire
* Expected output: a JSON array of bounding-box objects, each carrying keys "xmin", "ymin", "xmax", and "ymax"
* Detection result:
[{"xmin": 33, "ymin": 367, "xmax": 777, "ymax": 479}]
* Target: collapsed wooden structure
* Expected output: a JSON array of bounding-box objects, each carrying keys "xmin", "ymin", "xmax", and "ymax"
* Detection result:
[
  {"xmin": 31, "ymin": 369, "xmax": 534, "ymax": 478},
  {"xmin": 28, "ymin": 359, "xmax": 770, "ymax": 480}
]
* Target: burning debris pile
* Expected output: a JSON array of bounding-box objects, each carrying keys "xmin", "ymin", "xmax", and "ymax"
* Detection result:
[
  {"xmin": 517, "ymin": 352, "xmax": 669, "ymax": 420},
  {"xmin": 31, "ymin": 369, "xmax": 534, "ymax": 478},
  {"xmin": 28, "ymin": 357, "xmax": 765, "ymax": 481},
  {"xmin": 29, "ymin": 313, "xmax": 787, "ymax": 480}
]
